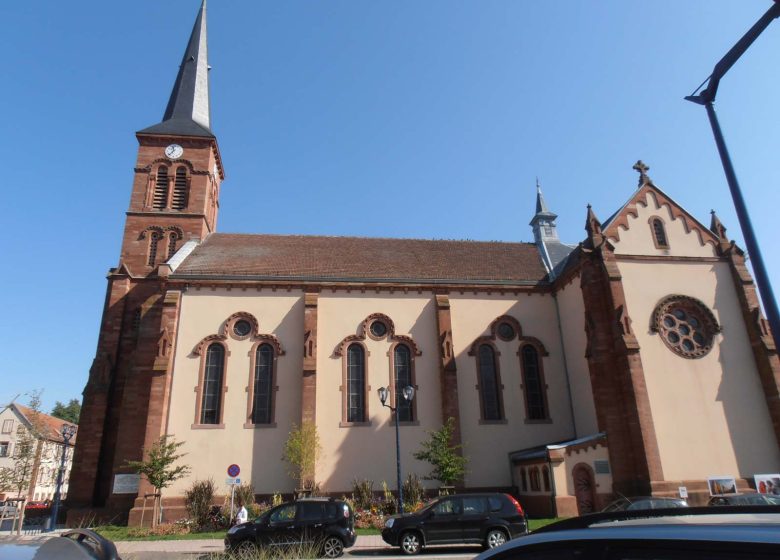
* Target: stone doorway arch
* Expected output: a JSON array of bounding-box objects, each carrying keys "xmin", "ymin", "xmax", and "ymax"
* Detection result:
[{"xmin": 572, "ymin": 462, "xmax": 597, "ymax": 514}]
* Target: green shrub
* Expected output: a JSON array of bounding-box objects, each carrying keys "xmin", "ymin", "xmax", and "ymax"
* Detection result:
[
  {"xmin": 402, "ymin": 473, "xmax": 425, "ymax": 511},
  {"xmin": 351, "ymin": 478, "xmax": 374, "ymax": 510},
  {"xmin": 184, "ymin": 478, "xmax": 216, "ymax": 530},
  {"xmin": 234, "ymin": 482, "xmax": 256, "ymax": 508}
]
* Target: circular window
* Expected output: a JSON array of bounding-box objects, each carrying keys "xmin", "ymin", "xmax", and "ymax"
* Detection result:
[
  {"xmin": 233, "ymin": 320, "xmax": 252, "ymax": 337},
  {"xmin": 497, "ymin": 322, "xmax": 516, "ymax": 341},
  {"xmin": 652, "ymin": 296, "xmax": 719, "ymax": 359},
  {"xmin": 369, "ymin": 320, "xmax": 388, "ymax": 338}
]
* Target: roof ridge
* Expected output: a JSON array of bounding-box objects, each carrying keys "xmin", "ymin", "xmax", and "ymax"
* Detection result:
[{"xmin": 206, "ymin": 232, "xmax": 536, "ymax": 246}]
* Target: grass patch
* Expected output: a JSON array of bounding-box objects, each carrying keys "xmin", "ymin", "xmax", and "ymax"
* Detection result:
[
  {"xmin": 528, "ymin": 518, "xmax": 563, "ymax": 531},
  {"xmin": 356, "ymin": 527, "xmax": 380, "ymax": 536},
  {"xmin": 93, "ymin": 525, "xmax": 226, "ymax": 541}
]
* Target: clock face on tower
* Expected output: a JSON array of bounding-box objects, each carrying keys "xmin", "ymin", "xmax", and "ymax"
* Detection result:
[{"xmin": 165, "ymin": 144, "xmax": 184, "ymax": 159}]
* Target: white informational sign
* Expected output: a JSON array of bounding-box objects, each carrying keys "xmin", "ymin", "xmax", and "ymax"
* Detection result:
[
  {"xmin": 678, "ymin": 486, "xmax": 688, "ymax": 499},
  {"xmin": 226, "ymin": 477, "xmax": 241, "ymax": 485},
  {"xmin": 112, "ymin": 473, "xmax": 141, "ymax": 494},
  {"xmin": 754, "ymin": 474, "xmax": 780, "ymax": 495}
]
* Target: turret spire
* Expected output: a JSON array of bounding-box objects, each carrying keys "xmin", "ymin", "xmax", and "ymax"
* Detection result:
[
  {"xmin": 530, "ymin": 179, "xmax": 559, "ymax": 242},
  {"xmin": 139, "ymin": 0, "xmax": 213, "ymax": 137}
]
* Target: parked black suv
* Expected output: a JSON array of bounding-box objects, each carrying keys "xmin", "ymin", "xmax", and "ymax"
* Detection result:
[
  {"xmin": 381, "ymin": 493, "xmax": 528, "ymax": 554},
  {"xmin": 225, "ymin": 497, "xmax": 356, "ymax": 558}
]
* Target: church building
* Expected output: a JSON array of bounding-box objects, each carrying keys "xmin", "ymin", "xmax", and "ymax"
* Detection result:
[{"xmin": 67, "ymin": 2, "xmax": 780, "ymax": 524}]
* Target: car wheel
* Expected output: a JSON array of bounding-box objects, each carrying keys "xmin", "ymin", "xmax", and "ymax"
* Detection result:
[
  {"xmin": 400, "ymin": 531, "xmax": 422, "ymax": 555},
  {"xmin": 235, "ymin": 540, "xmax": 257, "ymax": 558},
  {"xmin": 485, "ymin": 528, "xmax": 508, "ymax": 549},
  {"xmin": 322, "ymin": 536, "xmax": 344, "ymax": 558}
]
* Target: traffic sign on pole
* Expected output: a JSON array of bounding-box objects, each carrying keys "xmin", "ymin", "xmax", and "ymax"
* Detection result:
[{"xmin": 227, "ymin": 464, "xmax": 240, "ymax": 478}]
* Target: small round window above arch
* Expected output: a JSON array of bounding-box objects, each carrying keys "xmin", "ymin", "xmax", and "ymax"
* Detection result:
[
  {"xmin": 651, "ymin": 295, "xmax": 720, "ymax": 359},
  {"xmin": 369, "ymin": 320, "xmax": 388, "ymax": 339},
  {"xmin": 233, "ymin": 320, "xmax": 252, "ymax": 338},
  {"xmin": 497, "ymin": 322, "xmax": 516, "ymax": 341}
]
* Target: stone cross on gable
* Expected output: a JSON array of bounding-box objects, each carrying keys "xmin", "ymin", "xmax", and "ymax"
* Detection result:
[{"xmin": 633, "ymin": 160, "xmax": 650, "ymax": 185}]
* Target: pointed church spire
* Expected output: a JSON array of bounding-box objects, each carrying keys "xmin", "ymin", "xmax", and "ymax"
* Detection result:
[
  {"xmin": 535, "ymin": 177, "xmax": 551, "ymax": 215},
  {"xmin": 710, "ymin": 210, "xmax": 729, "ymax": 242},
  {"xmin": 529, "ymin": 180, "xmax": 558, "ymax": 235},
  {"xmin": 139, "ymin": 1, "xmax": 214, "ymax": 137}
]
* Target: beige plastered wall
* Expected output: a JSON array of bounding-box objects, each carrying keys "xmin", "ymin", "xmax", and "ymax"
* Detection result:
[
  {"xmin": 315, "ymin": 292, "xmax": 441, "ymax": 493},
  {"xmin": 558, "ymin": 444, "xmax": 612, "ymax": 497},
  {"xmin": 449, "ymin": 293, "xmax": 577, "ymax": 488},
  {"xmin": 554, "ymin": 276, "xmax": 599, "ymax": 436},
  {"xmin": 166, "ymin": 288, "xmax": 305, "ymax": 496},
  {"xmin": 618, "ymin": 260, "xmax": 780, "ymax": 479},
  {"xmin": 610, "ymin": 190, "xmax": 718, "ymax": 259}
]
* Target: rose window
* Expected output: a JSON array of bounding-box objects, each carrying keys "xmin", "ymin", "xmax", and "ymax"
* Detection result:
[{"xmin": 652, "ymin": 296, "xmax": 719, "ymax": 359}]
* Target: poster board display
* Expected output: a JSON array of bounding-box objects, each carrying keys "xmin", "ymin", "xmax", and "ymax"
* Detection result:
[
  {"xmin": 754, "ymin": 474, "xmax": 780, "ymax": 495},
  {"xmin": 707, "ymin": 476, "xmax": 737, "ymax": 496}
]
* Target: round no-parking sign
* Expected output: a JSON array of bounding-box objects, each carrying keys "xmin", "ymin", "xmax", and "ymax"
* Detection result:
[{"xmin": 227, "ymin": 464, "xmax": 240, "ymax": 478}]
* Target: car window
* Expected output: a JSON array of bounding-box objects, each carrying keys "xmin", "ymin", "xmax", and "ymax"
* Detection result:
[
  {"xmin": 433, "ymin": 498, "xmax": 462, "ymax": 515},
  {"xmin": 269, "ymin": 504, "xmax": 296, "ymax": 523},
  {"xmin": 326, "ymin": 503, "xmax": 339, "ymax": 519},
  {"xmin": 463, "ymin": 497, "xmax": 487, "ymax": 514},
  {"xmin": 298, "ymin": 502, "xmax": 325, "ymax": 521},
  {"xmin": 488, "ymin": 496, "xmax": 503, "ymax": 512}
]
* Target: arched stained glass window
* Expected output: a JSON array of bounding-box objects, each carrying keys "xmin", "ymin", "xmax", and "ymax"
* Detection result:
[
  {"xmin": 521, "ymin": 345, "xmax": 547, "ymax": 420},
  {"xmin": 394, "ymin": 344, "xmax": 413, "ymax": 422},
  {"xmin": 347, "ymin": 344, "xmax": 365, "ymax": 423},
  {"xmin": 478, "ymin": 344, "xmax": 502, "ymax": 421},
  {"xmin": 200, "ymin": 343, "xmax": 225, "ymax": 424},
  {"xmin": 252, "ymin": 344, "xmax": 274, "ymax": 424}
]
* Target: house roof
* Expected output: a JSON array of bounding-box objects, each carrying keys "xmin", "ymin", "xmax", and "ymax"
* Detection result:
[
  {"xmin": 171, "ymin": 233, "xmax": 549, "ymax": 285},
  {"xmin": 12, "ymin": 404, "xmax": 77, "ymax": 445}
]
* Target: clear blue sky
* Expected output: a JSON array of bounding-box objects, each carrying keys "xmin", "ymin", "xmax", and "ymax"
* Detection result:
[{"xmin": 1, "ymin": 1, "xmax": 778, "ymax": 413}]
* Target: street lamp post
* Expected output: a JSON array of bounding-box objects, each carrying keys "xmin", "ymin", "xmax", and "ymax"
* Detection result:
[
  {"xmin": 685, "ymin": 1, "xmax": 780, "ymax": 352},
  {"xmin": 49, "ymin": 423, "xmax": 77, "ymax": 532},
  {"xmin": 378, "ymin": 385, "xmax": 415, "ymax": 514}
]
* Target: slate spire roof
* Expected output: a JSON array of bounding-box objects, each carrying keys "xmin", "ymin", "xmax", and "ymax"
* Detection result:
[
  {"xmin": 138, "ymin": 0, "xmax": 213, "ymax": 138},
  {"xmin": 529, "ymin": 179, "xmax": 558, "ymax": 226}
]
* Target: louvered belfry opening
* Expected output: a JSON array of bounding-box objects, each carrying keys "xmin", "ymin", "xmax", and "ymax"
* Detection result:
[
  {"xmin": 171, "ymin": 167, "xmax": 188, "ymax": 210},
  {"xmin": 168, "ymin": 232, "xmax": 179, "ymax": 259},
  {"xmin": 153, "ymin": 167, "xmax": 169, "ymax": 209},
  {"xmin": 148, "ymin": 232, "xmax": 161, "ymax": 266}
]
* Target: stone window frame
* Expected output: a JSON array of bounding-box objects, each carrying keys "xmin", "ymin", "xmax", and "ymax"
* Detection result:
[
  {"xmin": 529, "ymin": 466, "xmax": 541, "ymax": 491},
  {"xmin": 518, "ymin": 340, "xmax": 552, "ymax": 424},
  {"xmin": 651, "ymin": 294, "xmax": 720, "ymax": 359},
  {"xmin": 1, "ymin": 419, "xmax": 13, "ymax": 434},
  {"xmin": 340, "ymin": 341, "xmax": 371, "ymax": 427},
  {"xmin": 191, "ymin": 337, "xmax": 230, "ymax": 429},
  {"xmin": 542, "ymin": 465, "xmax": 551, "ymax": 492},
  {"xmin": 244, "ymin": 338, "xmax": 285, "ymax": 429},
  {"xmin": 649, "ymin": 216, "xmax": 670, "ymax": 250},
  {"xmin": 151, "ymin": 164, "xmax": 170, "ymax": 210},
  {"xmin": 171, "ymin": 165, "xmax": 190, "ymax": 210},
  {"xmin": 469, "ymin": 341, "xmax": 506, "ymax": 424},
  {"xmin": 139, "ymin": 225, "xmax": 183, "ymax": 268},
  {"xmin": 387, "ymin": 341, "xmax": 419, "ymax": 426}
]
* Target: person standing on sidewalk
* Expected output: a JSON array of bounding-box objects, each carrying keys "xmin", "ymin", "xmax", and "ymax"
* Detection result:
[{"xmin": 235, "ymin": 502, "xmax": 248, "ymax": 525}]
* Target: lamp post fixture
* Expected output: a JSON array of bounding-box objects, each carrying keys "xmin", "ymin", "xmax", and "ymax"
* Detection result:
[
  {"xmin": 49, "ymin": 423, "xmax": 77, "ymax": 532},
  {"xmin": 685, "ymin": 1, "xmax": 780, "ymax": 352},
  {"xmin": 378, "ymin": 384, "xmax": 415, "ymax": 514}
]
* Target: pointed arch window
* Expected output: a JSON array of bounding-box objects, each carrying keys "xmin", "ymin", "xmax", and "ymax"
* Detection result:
[
  {"xmin": 346, "ymin": 344, "xmax": 367, "ymax": 424},
  {"xmin": 147, "ymin": 231, "xmax": 161, "ymax": 266},
  {"xmin": 393, "ymin": 344, "xmax": 414, "ymax": 422},
  {"xmin": 520, "ymin": 345, "xmax": 549, "ymax": 421},
  {"xmin": 171, "ymin": 167, "xmax": 189, "ymax": 210},
  {"xmin": 477, "ymin": 344, "xmax": 504, "ymax": 422},
  {"xmin": 153, "ymin": 166, "xmax": 169, "ymax": 209},
  {"xmin": 200, "ymin": 343, "xmax": 225, "ymax": 425},
  {"xmin": 251, "ymin": 344, "xmax": 275, "ymax": 424},
  {"xmin": 167, "ymin": 232, "xmax": 179, "ymax": 259},
  {"xmin": 650, "ymin": 217, "xmax": 669, "ymax": 249}
]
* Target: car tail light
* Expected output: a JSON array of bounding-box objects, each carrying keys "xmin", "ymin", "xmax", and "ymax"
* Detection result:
[
  {"xmin": 343, "ymin": 504, "xmax": 350, "ymax": 518},
  {"xmin": 506, "ymin": 494, "xmax": 524, "ymax": 516}
]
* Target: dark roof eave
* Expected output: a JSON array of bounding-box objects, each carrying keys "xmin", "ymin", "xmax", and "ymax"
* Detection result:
[{"xmin": 169, "ymin": 273, "xmax": 548, "ymax": 287}]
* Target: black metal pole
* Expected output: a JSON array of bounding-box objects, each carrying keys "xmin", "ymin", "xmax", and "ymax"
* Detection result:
[
  {"xmin": 49, "ymin": 441, "xmax": 68, "ymax": 531},
  {"xmin": 395, "ymin": 407, "xmax": 404, "ymax": 514},
  {"xmin": 704, "ymin": 101, "xmax": 780, "ymax": 351}
]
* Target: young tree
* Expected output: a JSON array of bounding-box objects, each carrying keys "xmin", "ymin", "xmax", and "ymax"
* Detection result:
[
  {"xmin": 124, "ymin": 435, "xmax": 191, "ymax": 528},
  {"xmin": 51, "ymin": 399, "xmax": 81, "ymax": 424},
  {"xmin": 282, "ymin": 422, "xmax": 321, "ymax": 492},
  {"xmin": 413, "ymin": 417, "xmax": 468, "ymax": 487}
]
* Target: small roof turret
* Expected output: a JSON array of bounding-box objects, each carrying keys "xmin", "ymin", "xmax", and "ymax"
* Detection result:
[{"xmin": 139, "ymin": 0, "xmax": 213, "ymax": 138}]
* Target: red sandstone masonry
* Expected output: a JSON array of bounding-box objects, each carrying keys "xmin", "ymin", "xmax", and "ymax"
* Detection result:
[{"xmin": 435, "ymin": 294, "xmax": 463, "ymax": 453}]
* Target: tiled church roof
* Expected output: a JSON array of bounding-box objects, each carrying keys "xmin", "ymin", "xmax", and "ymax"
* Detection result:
[{"xmin": 173, "ymin": 233, "xmax": 548, "ymax": 284}]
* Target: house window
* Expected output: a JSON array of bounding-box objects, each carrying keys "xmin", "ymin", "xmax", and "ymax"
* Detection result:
[
  {"xmin": 171, "ymin": 167, "xmax": 188, "ymax": 210},
  {"xmin": 2, "ymin": 419, "xmax": 13, "ymax": 434},
  {"xmin": 477, "ymin": 344, "xmax": 503, "ymax": 421},
  {"xmin": 393, "ymin": 344, "xmax": 414, "ymax": 422},
  {"xmin": 200, "ymin": 343, "xmax": 225, "ymax": 424},
  {"xmin": 651, "ymin": 217, "xmax": 669, "ymax": 249},
  {"xmin": 542, "ymin": 466, "xmax": 551, "ymax": 492},
  {"xmin": 0, "ymin": 442, "xmax": 9, "ymax": 457},
  {"xmin": 153, "ymin": 166, "xmax": 169, "ymax": 209},
  {"xmin": 530, "ymin": 467, "xmax": 541, "ymax": 491},
  {"xmin": 346, "ymin": 344, "xmax": 366, "ymax": 423},
  {"xmin": 520, "ymin": 467, "xmax": 528, "ymax": 492},
  {"xmin": 251, "ymin": 344, "xmax": 274, "ymax": 424},
  {"xmin": 521, "ymin": 345, "xmax": 548, "ymax": 420}
]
